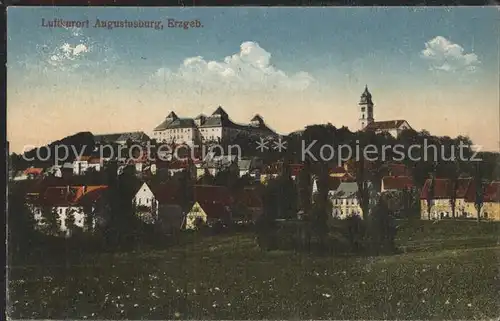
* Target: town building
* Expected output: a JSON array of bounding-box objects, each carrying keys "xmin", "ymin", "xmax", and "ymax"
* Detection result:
[
  {"xmin": 330, "ymin": 182, "xmax": 362, "ymax": 219},
  {"xmin": 27, "ymin": 185, "xmax": 108, "ymax": 237},
  {"xmin": 358, "ymin": 86, "xmax": 413, "ymax": 137},
  {"xmin": 464, "ymin": 181, "xmax": 500, "ymax": 221},
  {"xmin": 13, "ymin": 167, "xmax": 44, "ymax": 181},
  {"xmin": 420, "ymin": 178, "xmax": 473, "ymax": 220},
  {"xmin": 195, "ymin": 154, "xmax": 238, "ymax": 178},
  {"xmin": 237, "ymin": 157, "xmax": 263, "ymax": 178},
  {"xmin": 72, "ymin": 156, "xmax": 102, "ymax": 175},
  {"xmin": 132, "ymin": 182, "xmax": 184, "ymax": 227},
  {"xmin": 151, "ymin": 106, "xmax": 278, "ymax": 145},
  {"xmin": 260, "ymin": 162, "xmax": 304, "ymax": 185},
  {"xmin": 330, "ymin": 181, "xmax": 377, "ymax": 219}
]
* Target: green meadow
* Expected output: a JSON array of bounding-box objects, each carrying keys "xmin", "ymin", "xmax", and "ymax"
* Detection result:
[{"xmin": 8, "ymin": 220, "xmax": 499, "ymax": 320}]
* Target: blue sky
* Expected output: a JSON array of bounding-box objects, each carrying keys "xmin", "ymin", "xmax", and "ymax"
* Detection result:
[{"xmin": 7, "ymin": 7, "xmax": 500, "ymax": 152}]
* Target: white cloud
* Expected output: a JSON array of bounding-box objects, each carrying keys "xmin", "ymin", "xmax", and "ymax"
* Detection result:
[
  {"xmin": 153, "ymin": 41, "xmax": 315, "ymax": 91},
  {"xmin": 421, "ymin": 36, "xmax": 480, "ymax": 72},
  {"xmin": 47, "ymin": 42, "xmax": 89, "ymax": 70}
]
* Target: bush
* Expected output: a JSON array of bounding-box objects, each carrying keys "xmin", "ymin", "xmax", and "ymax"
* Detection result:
[
  {"xmin": 364, "ymin": 200, "xmax": 397, "ymax": 254},
  {"xmin": 255, "ymin": 215, "xmax": 278, "ymax": 250},
  {"xmin": 342, "ymin": 215, "xmax": 367, "ymax": 252}
]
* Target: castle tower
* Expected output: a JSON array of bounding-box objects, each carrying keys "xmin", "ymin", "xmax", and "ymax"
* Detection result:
[{"xmin": 359, "ymin": 85, "xmax": 374, "ymax": 130}]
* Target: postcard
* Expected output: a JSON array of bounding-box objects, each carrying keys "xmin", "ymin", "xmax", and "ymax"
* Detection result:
[{"xmin": 6, "ymin": 6, "xmax": 500, "ymax": 320}]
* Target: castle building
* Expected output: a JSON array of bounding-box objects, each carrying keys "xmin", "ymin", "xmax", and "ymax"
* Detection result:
[
  {"xmin": 359, "ymin": 86, "xmax": 413, "ymax": 137},
  {"xmin": 151, "ymin": 106, "xmax": 277, "ymax": 145}
]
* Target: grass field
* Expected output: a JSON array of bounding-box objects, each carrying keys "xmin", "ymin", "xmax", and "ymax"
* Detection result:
[{"xmin": 7, "ymin": 220, "xmax": 500, "ymax": 320}]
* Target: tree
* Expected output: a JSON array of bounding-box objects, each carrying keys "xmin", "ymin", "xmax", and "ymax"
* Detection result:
[
  {"xmin": 82, "ymin": 204, "xmax": 95, "ymax": 233},
  {"xmin": 199, "ymin": 168, "xmax": 216, "ymax": 185},
  {"xmin": 102, "ymin": 160, "xmax": 142, "ymax": 248},
  {"xmin": 64, "ymin": 208, "xmax": 78, "ymax": 237},
  {"xmin": 297, "ymin": 164, "xmax": 312, "ymax": 214},
  {"xmin": 177, "ymin": 169, "xmax": 194, "ymax": 210},
  {"xmin": 84, "ymin": 166, "xmax": 102, "ymax": 185},
  {"xmin": 474, "ymin": 164, "xmax": 485, "ymax": 222},
  {"xmin": 42, "ymin": 207, "xmax": 61, "ymax": 236},
  {"xmin": 312, "ymin": 163, "xmax": 330, "ymax": 252},
  {"xmin": 7, "ymin": 183, "xmax": 37, "ymax": 258},
  {"xmin": 426, "ymin": 174, "xmax": 435, "ymax": 220},
  {"xmin": 447, "ymin": 168, "xmax": 459, "ymax": 219},
  {"xmin": 366, "ymin": 198, "xmax": 397, "ymax": 254},
  {"xmin": 355, "ymin": 159, "xmax": 371, "ymax": 220}
]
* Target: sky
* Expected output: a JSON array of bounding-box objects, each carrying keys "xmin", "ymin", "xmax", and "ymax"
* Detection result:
[{"xmin": 7, "ymin": 7, "xmax": 500, "ymax": 153}]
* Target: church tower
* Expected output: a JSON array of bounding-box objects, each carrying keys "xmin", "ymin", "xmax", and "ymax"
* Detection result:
[{"xmin": 359, "ymin": 85, "xmax": 374, "ymax": 130}]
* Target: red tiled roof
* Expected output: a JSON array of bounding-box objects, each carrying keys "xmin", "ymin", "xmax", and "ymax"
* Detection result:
[
  {"xmin": 78, "ymin": 186, "xmax": 108, "ymax": 205},
  {"xmin": 24, "ymin": 168, "xmax": 43, "ymax": 176},
  {"xmin": 465, "ymin": 181, "xmax": 500, "ymax": 203},
  {"xmin": 329, "ymin": 167, "xmax": 354, "ymax": 182},
  {"xmin": 387, "ymin": 163, "xmax": 412, "ymax": 177},
  {"xmin": 420, "ymin": 178, "xmax": 472, "ymax": 200},
  {"xmin": 34, "ymin": 185, "xmax": 109, "ymax": 206},
  {"xmin": 382, "ymin": 176, "xmax": 414, "ymax": 191},
  {"xmin": 41, "ymin": 186, "xmax": 86, "ymax": 206},
  {"xmin": 364, "ymin": 120, "xmax": 409, "ymax": 131},
  {"xmin": 329, "ymin": 166, "xmax": 346, "ymax": 175},
  {"xmin": 193, "ymin": 185, "xmax": 233, "ymax": 219},
  {"xmin": 456, "ymin": 178, "xmax": 473, "ymax": 198}
]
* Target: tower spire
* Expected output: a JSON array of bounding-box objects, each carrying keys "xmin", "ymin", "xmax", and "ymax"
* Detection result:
[{"xmin": 358, "ymin": 85, "xmax": 374, "ymax": 130}]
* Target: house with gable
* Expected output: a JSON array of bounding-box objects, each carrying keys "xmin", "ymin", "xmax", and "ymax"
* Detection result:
[
  {"xmin": 330, "ymin": 181, "xmax": 377, "ymax": 219},
  {"xmin": 132, "ymin": 181, "xmax": 184, "ymax": 227},
  {"xmin": 464, "ymin": 181, "xmax": 500, "ymax": 221},
  {"xmin": 28, "ymin": 185, "xmax": 109, "ymax": 237},
  {"xmin": 420, "ymin": 177, "xmax": 473, "ymax": 220}
]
